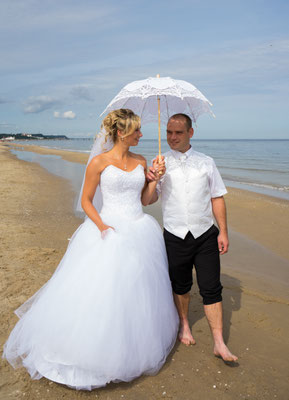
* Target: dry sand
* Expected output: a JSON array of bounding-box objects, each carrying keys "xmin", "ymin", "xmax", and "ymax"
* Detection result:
[{"xmin": 1, "ymin": 143, "xmax": 289, "ymax": 400}]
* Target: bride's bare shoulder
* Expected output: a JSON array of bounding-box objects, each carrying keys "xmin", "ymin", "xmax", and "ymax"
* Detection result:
[
  {"xmin": 129, "ymin": 152, "xmax": 147, "ymax": 167},
  {"xmin": 88, "ymin": 154, "xmax": 110, "ymax": 172}
]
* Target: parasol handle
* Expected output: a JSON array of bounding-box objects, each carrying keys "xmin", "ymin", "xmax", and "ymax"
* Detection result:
[
  {"xmin": 158, "ymin": 96, "xmax": 161, "ymax": 159},
  {"xmin": 157, "ymin": 74, "xmax": 162, "ymax": 174}
]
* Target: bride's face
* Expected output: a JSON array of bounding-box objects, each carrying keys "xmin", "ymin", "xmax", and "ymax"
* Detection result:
[{"xmin": 126, "ymin": 127, "xmax": 143, "ymax": 147}]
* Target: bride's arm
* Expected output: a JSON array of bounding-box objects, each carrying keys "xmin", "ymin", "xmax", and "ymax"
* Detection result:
[
  {"xmin": 81, "ymin": 157, "xmax": 112, "ymax": 233},
  {"xmin": 142, "ymin": 180, "xmax": 158, "ymax": 206},
  {"xmin": 141, "ymin": 157, "xmax": 164, "ymax": 206}
]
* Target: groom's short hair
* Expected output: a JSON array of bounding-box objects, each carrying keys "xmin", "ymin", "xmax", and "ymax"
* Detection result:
[{"xmin": 169, "ymin": 114, "xmax": 192, "ymax": 131}]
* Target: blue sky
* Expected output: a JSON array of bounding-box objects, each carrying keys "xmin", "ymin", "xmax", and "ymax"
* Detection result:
[{"xmin": 0, "ymin": 0, "xmax": 289, "ymax": 139}]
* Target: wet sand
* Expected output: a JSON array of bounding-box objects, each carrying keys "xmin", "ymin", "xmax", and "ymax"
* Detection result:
[{"xmin": 1, "ymin": 143, "xmax": 289, "ymax": 400}]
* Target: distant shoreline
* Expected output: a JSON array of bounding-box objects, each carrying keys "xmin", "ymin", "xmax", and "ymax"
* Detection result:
[{"xmin": 0, "ymin": 133, "xmax": 68, "ymax": 141}]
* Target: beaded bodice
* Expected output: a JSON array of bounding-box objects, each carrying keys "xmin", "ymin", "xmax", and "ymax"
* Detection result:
[{"xmin": 100, "ymin": 164, "xmax": 145, "ymax": 219}]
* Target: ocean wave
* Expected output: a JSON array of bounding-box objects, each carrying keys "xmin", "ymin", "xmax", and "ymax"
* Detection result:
[
  {"xmin": 52, "ymin": 147, "xmax": 91, "ymax": 153},
  {"xmin": 219, "ymin": 166, "xmax": 289, "ymax": 174},
  {"xmin": 29, "ymin": 144, "xmax": 90, "ymax": 153},
  {"xmin": 247, "ymin": 182, "xmax": 289, "ymax": 192},
  {"xmin": 225, "ymin": 179, "xmax": 289, "ymax": 192}
]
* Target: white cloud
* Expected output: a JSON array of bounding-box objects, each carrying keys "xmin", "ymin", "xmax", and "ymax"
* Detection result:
[
  {"xmin": 134, "ymin": 38, "xmax": 289, "ymax": 97},
  {"xmin": 63, "ymin": 111, "xmax": 76, "ymax": 119},
  {"xmin": 0, "ymin": 1, "xmax": 119, "ymax": 31},
  {"xmin": 23, "ymin": 95, "xmax": 60, "ymax": 113},
  {"xmin": 54, "ymin": 110, "xmax": 76, "ymax": 119},
  {"xmin": 70, "ymin": 85, "xmax": 94, "ymax": 101}
]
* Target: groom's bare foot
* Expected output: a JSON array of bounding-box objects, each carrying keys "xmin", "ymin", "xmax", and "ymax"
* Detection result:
[
  {"xmin": 214, "ymin": 342, "xmax": 238, "ymax": 362},
  {"xmin": 178, "ymin": 321, "xmax": 196, "ymax": 346}
]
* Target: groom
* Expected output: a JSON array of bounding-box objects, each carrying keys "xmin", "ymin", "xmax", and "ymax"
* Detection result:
[{"xmin": 147, "ymin": 113, "xmax": 237, "ymax": 362}]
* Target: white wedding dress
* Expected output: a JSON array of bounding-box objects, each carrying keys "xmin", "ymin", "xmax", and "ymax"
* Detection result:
[{"xmin": 3, "ymin": 163, "xmax": 179, "ymax": 390}]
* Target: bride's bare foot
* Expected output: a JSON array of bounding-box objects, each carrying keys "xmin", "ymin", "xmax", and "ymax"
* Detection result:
[
  {"xmin": 178, "ymin": 320, "xmax": 196, "ymax": 346},
  {"xmin": 214, "ymin": 342, "xmax": 238, "ymax": 362}
]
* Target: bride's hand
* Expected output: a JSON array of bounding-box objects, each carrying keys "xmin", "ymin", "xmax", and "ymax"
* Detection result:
[
  {"xmin": 100, "ymin": 224, "xmax": 115, "ymax": 239},
  {"xmin": 146, "ymin": 166, "xmax": 159, "ymax": 182}
]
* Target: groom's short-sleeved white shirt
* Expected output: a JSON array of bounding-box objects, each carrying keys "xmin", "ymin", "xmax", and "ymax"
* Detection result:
[{"xmin": 157, "ymin": 147, "xmax": 227, "ymax": 240}]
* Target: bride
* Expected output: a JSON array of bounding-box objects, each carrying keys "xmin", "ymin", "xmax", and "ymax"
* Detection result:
[{"xmin": 3, "ymin": 109, "xmax": 179, "ymax": 390}]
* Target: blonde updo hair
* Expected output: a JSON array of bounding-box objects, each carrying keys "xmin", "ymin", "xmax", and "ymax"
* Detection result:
[{"xmin": 102, "ymin": 109, "xmax": 141, "ymax": 143}]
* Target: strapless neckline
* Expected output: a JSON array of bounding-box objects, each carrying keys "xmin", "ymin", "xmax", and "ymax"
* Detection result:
[{"xmin": 102, "ymin": 163, "xmax": 144, "ymax": 175}]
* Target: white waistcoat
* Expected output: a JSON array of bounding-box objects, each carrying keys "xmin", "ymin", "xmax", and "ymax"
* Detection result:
[{"xmin": 157, "ymin": 148, "xmax": 227, "ymax": 239}]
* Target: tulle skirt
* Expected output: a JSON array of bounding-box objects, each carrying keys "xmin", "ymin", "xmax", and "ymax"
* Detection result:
[{"xmin": 3, "ymin": 212, "xmax": 179, "ymax": 390}]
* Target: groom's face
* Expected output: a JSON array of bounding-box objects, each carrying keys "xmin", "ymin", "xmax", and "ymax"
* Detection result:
[{"xmin": 166, "ymin": 118, "xmax": 194, "ymax": 153}]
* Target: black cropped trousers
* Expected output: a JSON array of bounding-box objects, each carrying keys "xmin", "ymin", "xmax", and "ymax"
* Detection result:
[{"xmin": 164, "ymin": 225, "xmax": 223, "ymax": 305}]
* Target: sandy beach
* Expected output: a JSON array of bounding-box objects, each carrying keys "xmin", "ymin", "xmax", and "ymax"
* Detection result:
[{"xmin": 1, "ymin": 143, "xmax": 289, "ymax": 400}]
